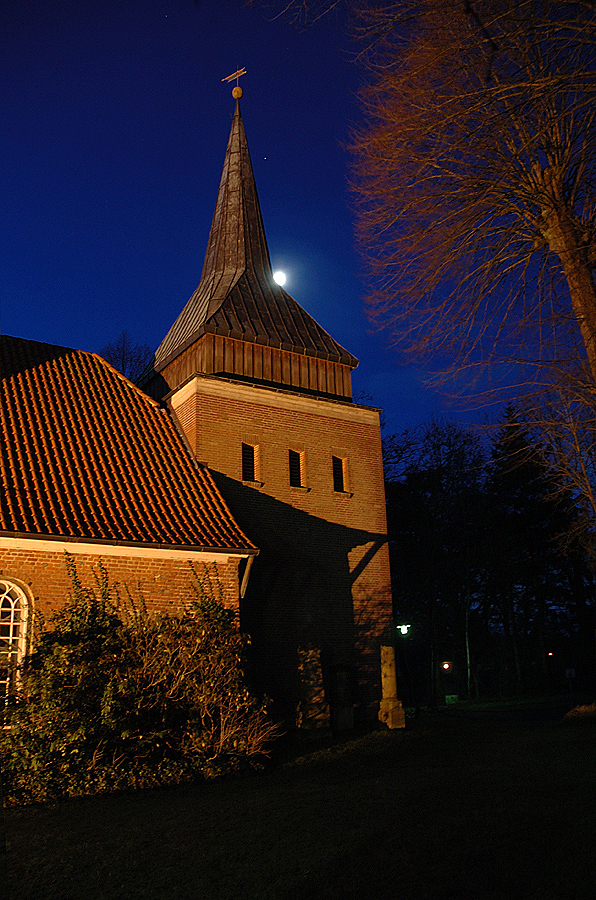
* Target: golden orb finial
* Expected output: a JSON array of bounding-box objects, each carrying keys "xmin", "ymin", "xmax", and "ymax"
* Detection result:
[{"xmin": 222, "ymin": 68, "xmax": 247, "ymax": 101}]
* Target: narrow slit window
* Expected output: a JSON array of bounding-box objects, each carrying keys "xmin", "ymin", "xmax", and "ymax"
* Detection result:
[
  {"xmin": 242, "ymin": 443, "xmax": 257, "ymax": 482},
  {"xmin": 289, "ymin": 449, "xmax": 303, "ymax": 487},
  {"xmin": 332, "ymin": 455, "xmax": 345, "ymax": 492}
]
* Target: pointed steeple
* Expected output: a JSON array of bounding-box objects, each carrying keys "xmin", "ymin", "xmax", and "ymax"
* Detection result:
[
  {"xmin": 194, "ymin": 101, "xmax": 274, "ymax": 319},
  {"xmin": 149, "ymin": 97, "xmax": 357, "ymax": 390}
]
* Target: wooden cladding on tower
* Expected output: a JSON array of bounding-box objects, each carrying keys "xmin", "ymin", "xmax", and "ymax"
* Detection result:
[{"xmin": 152, "ymin": 333, "xmax": 354, "ymax": 401}]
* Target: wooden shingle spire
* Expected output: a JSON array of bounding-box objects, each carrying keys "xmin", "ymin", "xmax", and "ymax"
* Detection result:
[{"xmin": 146, "ymin": 95, "xmax": 357, "ymax": 399}]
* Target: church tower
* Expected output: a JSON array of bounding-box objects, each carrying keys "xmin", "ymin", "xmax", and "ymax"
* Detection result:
[{"xmin": 141, "ymin": 93, "xmax": 392, "ymax": 729}]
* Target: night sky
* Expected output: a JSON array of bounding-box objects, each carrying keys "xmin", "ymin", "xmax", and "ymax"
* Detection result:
[{"xmin": 2, "ymin": 0, "xmax": 458, "ymax": 432}]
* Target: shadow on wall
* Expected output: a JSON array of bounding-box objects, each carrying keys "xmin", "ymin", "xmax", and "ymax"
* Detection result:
[{"xmin": 212, "ymin": 472, "xmax": 393, "ymax": 729}]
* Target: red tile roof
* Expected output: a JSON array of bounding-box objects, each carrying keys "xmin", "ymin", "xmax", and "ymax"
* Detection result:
[{"xmin": 0, "ymin": 335, "xmax": 257, "ymax": 553}]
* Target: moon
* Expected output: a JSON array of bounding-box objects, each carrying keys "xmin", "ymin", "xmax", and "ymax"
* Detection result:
[{"xmin": 273, "ymin": 271, "xmax": 286, "ymax": 286}]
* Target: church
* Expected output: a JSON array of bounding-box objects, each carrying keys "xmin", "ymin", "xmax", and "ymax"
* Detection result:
[{"xmin": 1, "ymin": 90, "xmax": 394, "ymax": 730}]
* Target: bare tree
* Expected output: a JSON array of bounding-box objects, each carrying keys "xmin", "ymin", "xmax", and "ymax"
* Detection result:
[
  {"xmin": 524, "ymin": 388, "xmax": 596, "ymax": 551},
  {"xmin": 349, "ymin": 0, "xmax": 596, "ymax": 395},
  {"xmin": 256, "ymin": 0, "xmax": 596, "ymax": 528},
  {"xmin": 97, "ymin": 330, "xmax": 152, "ymax": 382},
  {"xmin": 247, "ymin": 0, "xmax": 345, "ymax": 27}
]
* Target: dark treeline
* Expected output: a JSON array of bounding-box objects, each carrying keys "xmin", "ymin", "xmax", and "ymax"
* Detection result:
[{"xmin": 384, "ymin": 409, "xmax": 596, "ymax": 706}]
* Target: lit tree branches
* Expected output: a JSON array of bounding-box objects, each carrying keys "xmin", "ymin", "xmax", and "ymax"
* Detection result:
[{"xmin": 349, "ymin": 0, "xmax": 596, "ymax": 393}]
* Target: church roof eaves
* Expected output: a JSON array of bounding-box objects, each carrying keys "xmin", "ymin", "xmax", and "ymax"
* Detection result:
[{"xmin": 161, "ymin": 369, "xmax": 374, "ymax": 409}]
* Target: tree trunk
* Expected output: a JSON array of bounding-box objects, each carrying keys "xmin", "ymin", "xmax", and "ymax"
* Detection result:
[{"xmin": 538, "ymin": 168, "xmax": 596, "ymax": 382}]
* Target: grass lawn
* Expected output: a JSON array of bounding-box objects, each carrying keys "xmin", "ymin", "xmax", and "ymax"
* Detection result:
[{"xmin": 3, "ymin": 697, "xmax": 596, "ymax": 900}]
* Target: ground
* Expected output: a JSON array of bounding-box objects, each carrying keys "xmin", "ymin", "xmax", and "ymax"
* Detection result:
[{"xmin": 3, "ymin": 695, "xmax": 596, "ymax": 900}]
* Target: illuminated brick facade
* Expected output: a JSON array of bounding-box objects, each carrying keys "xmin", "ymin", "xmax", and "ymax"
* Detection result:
[
  {"xmin": 1, "ymin": 97, "xmax": 393, "ymax": 730},
  {"xmin": 1, "ymin": 335, "xmax": 256, "ymax": 681},
  {"xmin": 140, "ymin": 99, "xmax": 394, "ymax": 725},
  {"xmin": 0, "ymin": 541, "xmax": 244, "ymax": 626},
  {"xmin": 167, "ymin": 374, "xmax": 393, "ymax": 721}
]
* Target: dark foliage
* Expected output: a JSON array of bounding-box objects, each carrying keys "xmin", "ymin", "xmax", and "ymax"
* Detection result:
[
  {"xmin": 97, "ymin": 330, "xmax": 152, "ymax": 381},
  {"xmin": 0, "ymin": 556, "xmax": 280, "ymax": 805},
  {"xmin": 384, "ymin": 416, "xmax": 595, "ymax": 703}
]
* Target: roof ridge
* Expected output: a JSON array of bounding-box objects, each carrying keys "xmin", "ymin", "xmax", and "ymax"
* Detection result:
[{"xmin": 88, "ymin": 351, "xmax": 163, "ymax": 409}]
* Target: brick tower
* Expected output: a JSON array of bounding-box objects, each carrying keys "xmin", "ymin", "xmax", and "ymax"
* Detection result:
[{"xmin": 141, "ymin": 95, "xmax": 392, "ymax": 728}]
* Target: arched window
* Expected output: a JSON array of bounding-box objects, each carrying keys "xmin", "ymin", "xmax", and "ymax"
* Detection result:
[{"xmin": 0, "ymin": 580, "xmax": 29, "ymax": 703}]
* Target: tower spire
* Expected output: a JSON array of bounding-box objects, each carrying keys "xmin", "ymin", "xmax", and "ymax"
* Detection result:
[
  {"xmin": 149, "ymin": 92, "xmax": 358, "ymax": 379},
  {"xmin": 153, "ymin": 94, "xmax": 272, "ymax": 369}
]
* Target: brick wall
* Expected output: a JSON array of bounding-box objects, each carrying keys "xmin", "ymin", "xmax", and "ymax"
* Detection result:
[
  {"xmin": 171, "ymin": 376, "xmax": 387, "ymax": 533},
  {"xmin": 170, "ymin": 376, "xmax": 394, "ymax": 723},
  {"xmin": 0, "ymin": 546, "xmax": 242, "ymax": 630}
]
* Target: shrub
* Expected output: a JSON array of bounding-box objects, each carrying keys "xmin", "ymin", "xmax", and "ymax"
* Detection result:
[
  {"xmin": 563, "ymin": 703, "xmax": 596, "ymax": 724},
  {"xmin": 0, "ymin": 556, "xmax": 280, "ymax": 804}
]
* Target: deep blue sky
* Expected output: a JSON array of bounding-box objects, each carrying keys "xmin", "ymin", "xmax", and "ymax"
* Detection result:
[{"xmin": 2, "ymin": 0, "xmax": 459, "ymax": 432}]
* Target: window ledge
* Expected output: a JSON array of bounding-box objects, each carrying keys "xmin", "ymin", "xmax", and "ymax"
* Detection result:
[
  {"xmin": 242, "ymin": 479, "xmax": 264, "ymax": 488},
  {"xmin": 334, "ymin": 490, "xmax": 353, "ymax": 498},
  {"xmin": 291, "ymin": 485, "xmax": 311, "ymax": 492}
]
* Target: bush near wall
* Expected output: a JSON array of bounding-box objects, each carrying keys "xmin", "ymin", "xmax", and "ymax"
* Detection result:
[
  {"xmin": 0, "ymin": 556, "xmax": 280, "ymax": 805},
  {"xmin": 563, "ymin": 704, "xmax": 596, "ymax": 724}
]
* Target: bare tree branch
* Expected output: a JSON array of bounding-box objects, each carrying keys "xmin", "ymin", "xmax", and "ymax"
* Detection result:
[
  {"xmin": 349, "ymin": 0, "xmax": 596, "ymax": 396},
  {"xmin": 97, "ymin": 330, "xmax": 152, "ymax": 382},
  {"xmin": 246, "ymin": 0, "xmax": 346, "ymax": 28}
]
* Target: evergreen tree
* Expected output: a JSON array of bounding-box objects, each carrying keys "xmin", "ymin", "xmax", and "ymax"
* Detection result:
[
  {"xmin": 384, "ymin": 420, "xmax": 486, "ymax": 703},
  {"xmin": 484, "ymin": 407, "xmax": 592, "ymax": 692},
  {"xmin": 384, "ymin": 412, "xmax": 595, "ymax": 701}
]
